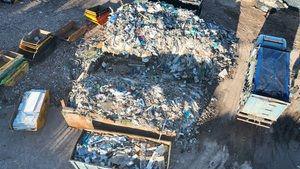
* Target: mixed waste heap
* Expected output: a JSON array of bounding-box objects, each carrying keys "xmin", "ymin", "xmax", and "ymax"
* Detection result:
[
  {"xmin": 73, "ymin": 132, "xmax": 168, "ymax": 168},
  {"xmin": 102, "ymin": 1, "xmax": 236, "ymax": 63},
  {"xmin": 69, "ymin": 1, "xmax": 238, "ymax": 138}
]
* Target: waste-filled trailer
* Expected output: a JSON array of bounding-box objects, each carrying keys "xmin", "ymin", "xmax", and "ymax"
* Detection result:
[{"xmin": 237, "ymin": 34, "xmax": 291, "ymax": 128}]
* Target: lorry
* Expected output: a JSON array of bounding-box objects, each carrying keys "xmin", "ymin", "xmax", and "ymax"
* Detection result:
[{"xmin": 237, "ymin": 34, "xmax": 291, "ymax": 128}]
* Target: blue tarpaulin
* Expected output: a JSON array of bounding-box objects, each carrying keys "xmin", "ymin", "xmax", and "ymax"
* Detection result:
[{"xmin": 253, "ymin": 46, "xmax": 290, "ymax": 102}]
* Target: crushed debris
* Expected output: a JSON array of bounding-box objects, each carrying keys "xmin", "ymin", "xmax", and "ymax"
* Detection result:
[
  {"xmin": 72, "ymin": 131, "xmax": 168, "ymax": 169},
  {"xmin": 69, "ymin": 54, "xmax": 205, "ymax": 134},
  {"xmin": 102, "ymin": 1, "xmax": 237, "ymax": 65},
  {"xmin": 69, "ymin": 1, "xmax": 238, "ymax": 142}
]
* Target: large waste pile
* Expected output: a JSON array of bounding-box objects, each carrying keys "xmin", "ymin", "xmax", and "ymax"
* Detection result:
[
  {"xmin": 102, "ymin": 1, "xmax": 236, "ymax": 64},
  {"xmin": 73, "ymin": 132, "xmax": 168, "ymax": 169},
  {"xmin": 70, "ymin": 53, "xmax": 206, "ymax": 134},
  {"xmin": 69, "ymin": 1, "xmax": 238, "ymax": 139}
]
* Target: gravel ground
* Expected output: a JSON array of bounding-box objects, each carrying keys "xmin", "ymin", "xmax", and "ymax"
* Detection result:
[{"xmin": 0, "ymin": 0, "xmax": 86, "ymax": 105}]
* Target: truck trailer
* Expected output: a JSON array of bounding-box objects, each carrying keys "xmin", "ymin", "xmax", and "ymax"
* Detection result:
[{"xmin": 237, "ymin": 35, "xmax": 291, "ymax": 128}]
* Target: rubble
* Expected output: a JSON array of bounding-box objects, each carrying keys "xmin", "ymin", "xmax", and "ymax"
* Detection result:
[
  {"xmin": 102, "ymin": 1, "xmax": 237, "ymax": 66},
  {"xmin": 69, "ymin": 1, "xmax": 238, "ymax": 141},
  {"xmin": 72, "ymin": 131, "xmax": 168, "ymax": 169},
  {"xmin": 69, "ymin": 55, "xmax": 205, "ymax": 134},
  {"xmin": 218, "ymin": 69, "xmax": 228, "ymax": 79}
]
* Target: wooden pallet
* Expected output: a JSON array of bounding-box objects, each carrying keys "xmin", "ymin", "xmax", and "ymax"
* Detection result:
[
  {"xmin": 56, "ymin": 21, "xmax": 88, "ymax": 42},
  {"xmin": 236, "ymin": 111, "xmax": 274, "ymax": 128}
]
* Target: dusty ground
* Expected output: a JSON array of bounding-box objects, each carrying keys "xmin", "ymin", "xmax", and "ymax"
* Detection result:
[{"xmin": 0, "ymin": 0, "xmax": 299, "ymax": 169}]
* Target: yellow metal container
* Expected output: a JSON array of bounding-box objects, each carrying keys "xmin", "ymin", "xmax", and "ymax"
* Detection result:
[{"xmin": 84, "ymin": 5, "xmax": 110, "ymax": 25}]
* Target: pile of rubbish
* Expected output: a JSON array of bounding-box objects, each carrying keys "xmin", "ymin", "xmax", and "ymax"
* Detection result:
[
  {"xmin": 70, "ymin": 1, "xmax": 238, "ymax": 138},
  {"xmin": 102, "ymin": 1, "xmax": 237, "ymax": 68},
  {"xmin": 0, "ymin": 51, "xmax": 28, "ymax": 86},
  {"xmin": 73, "ymin": 131, "xmax": 168, "ymax": 169},
  {"xmin": 70, "ymin": 54, "xmax": 204, "ymax": 134}
]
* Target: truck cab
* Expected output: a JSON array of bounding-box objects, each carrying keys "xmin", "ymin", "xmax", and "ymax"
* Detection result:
[{"xmin": 237, "ymin": 35, "xmax": 291, "ymax": 128}]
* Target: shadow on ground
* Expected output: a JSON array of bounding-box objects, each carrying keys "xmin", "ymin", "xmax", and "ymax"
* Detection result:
[
  {"xmin": 259, "ymin": 7, "xmax": 300, "ymax": 50},
  {"xmin": 171, "ymin": 112, "xmax": 300, "ymax": 169},
  {"xmin": 201, "ymin": 0, "xmax": 241, "ymax": 35},
  {"xmin": 0, "ymin": 106, "xmax": 81, "ymax": 169}
]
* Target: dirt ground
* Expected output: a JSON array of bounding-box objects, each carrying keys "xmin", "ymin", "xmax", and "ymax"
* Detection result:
[{"xmin": 0, "ymin": 0, "xmax": 300, "ymax": 169}]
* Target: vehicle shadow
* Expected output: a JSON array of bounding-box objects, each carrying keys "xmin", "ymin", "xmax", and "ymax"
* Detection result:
[
  {"xmin": 201, "ymin": 0, "xmax": 241, "ymax": 36},
  {"xmin": 170, "ymin": 111, "xmax": 300, "ymax": 169},
  {"xmin": 149, "ymin": 0, "xmax": 203, "ymax": 14},
  {"xmin": 273, "ymin": 113, "xmax": 300, "ymax": 142},
  {"xmin": 292, "ymin": 55, "xmax": 300, "ymax": 87}
]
